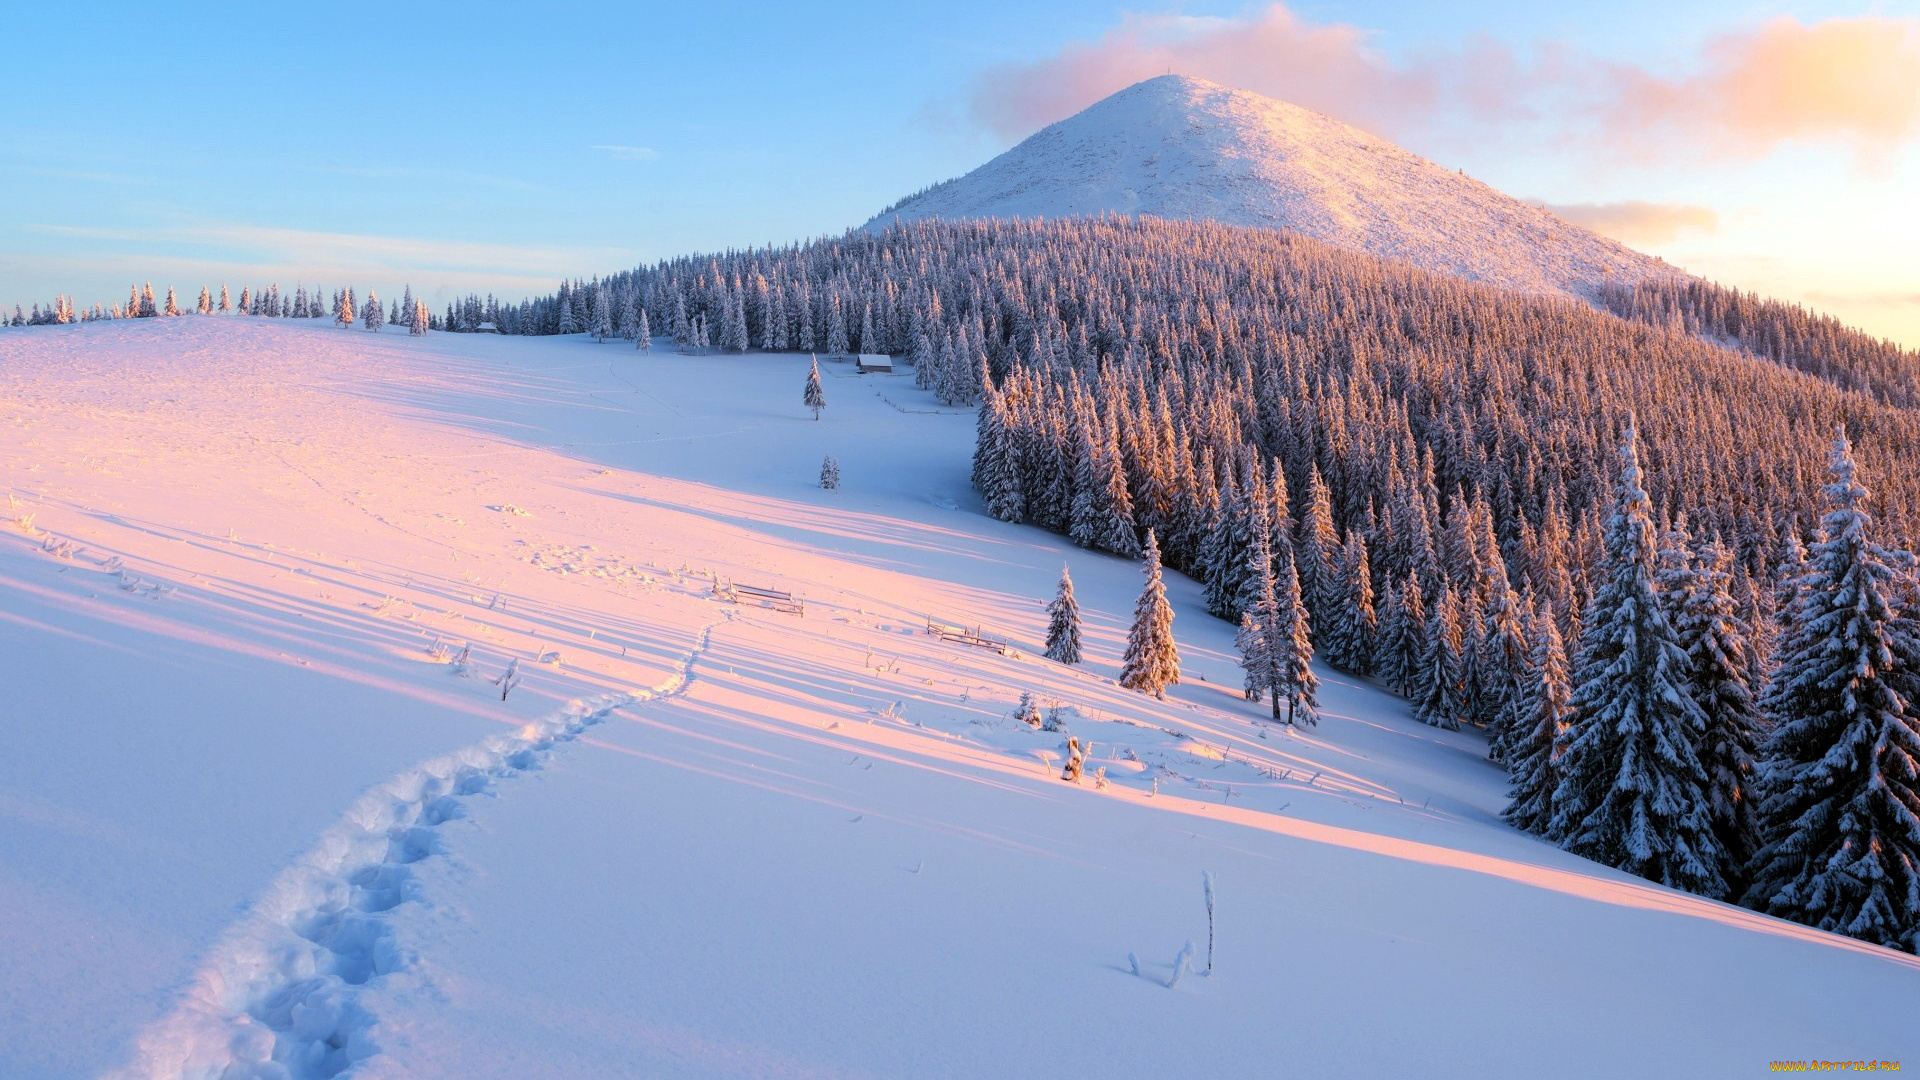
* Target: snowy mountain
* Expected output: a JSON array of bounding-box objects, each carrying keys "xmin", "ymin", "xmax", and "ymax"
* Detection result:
[
  {"xmin": 3, "ymin": 319, "xmax": 1914, "ymax": 1079},
  {"xmin": 870, "ymin": 75, "xmax": 1680, "ymax": 299}
]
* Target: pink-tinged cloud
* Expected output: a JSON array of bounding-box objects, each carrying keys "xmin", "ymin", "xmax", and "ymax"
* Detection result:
[
  {"xmin": 1541, "ymin": 201, "xmax": 1719, "ymax": 246},
  {"xmin": 966, "ymin": 6, "xmax": 1920, "ymax": 164},
  {"xmin": 968, "ymin": 8, "xmax": 1430, "ymax": 142},
  {"xmin": 1607, "ymin": 17, "xmax": 1920, "ymax": 161}
]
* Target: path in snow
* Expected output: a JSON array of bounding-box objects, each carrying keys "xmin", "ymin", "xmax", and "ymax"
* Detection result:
[{"xmin": 111, "ymin": 616, "xmax": 728, "ymax": 1080}]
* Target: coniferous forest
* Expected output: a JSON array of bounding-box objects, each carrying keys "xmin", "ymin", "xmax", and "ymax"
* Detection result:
[
  {"xmin": 12, "ymin": 215, "xmax": 1920, "ymax": 952},
  {"xmin": 556, "ymin": 216, "xmax": 1920, "ymax": 952}
]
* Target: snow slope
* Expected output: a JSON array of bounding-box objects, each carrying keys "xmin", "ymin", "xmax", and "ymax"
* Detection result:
[
  {"xmin": 870, "ymin": 75, "xmax": 1680, "ymax": 299},
  {"xmin": 1, "ymin": 318, "xmax": 1912, "ymax": 1079}
]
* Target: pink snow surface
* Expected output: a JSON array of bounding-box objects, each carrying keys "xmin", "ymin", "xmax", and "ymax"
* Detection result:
[{"xmin": 0, "ymin": 317, "xmax": 1910, "ymax": 1079}]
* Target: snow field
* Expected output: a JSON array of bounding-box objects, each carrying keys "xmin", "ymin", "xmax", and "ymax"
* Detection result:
[{"xmin": 0, "ymin": 317, "xmax": 1913, "ymax": 1078}]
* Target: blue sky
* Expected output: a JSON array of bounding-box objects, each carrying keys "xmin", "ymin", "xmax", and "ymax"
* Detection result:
[{"xmin": 4, "ymin": 1, "xmax": 1916, "ymax": 344}]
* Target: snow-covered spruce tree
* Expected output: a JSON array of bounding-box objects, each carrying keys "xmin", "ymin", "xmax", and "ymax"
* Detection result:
[
  {"xmin": 1746, "ymin": 429, "xmax": 1920, "ymax": 951},
  {"xmin": 1119, "ymin": 529, "xmax": 1179, "ymax": 698},
  {"xmin": 1270, "ymin": 545, "xmax": 1320, "ymax": 726},
  {"xmin": 139, "ymin": 282, "xmax": 158, "ymax": 318},
  {"xmin": 364, "ymin": 290, "xmax": 382, "ymax": 332},
  {"xmin": 1015, "ymin": 691, "xmax": 1042, "ymax": 728},
  {"xmin": 636, "ymin": 308, "xmax": 651, "ymax": 354},
  {"xmin": 1503, "ymin": 603, "xmax": 1571, "ymax": 834},
  {"xmin": 825, "ymin": 294, "xmax": 849, "ymax": 357},
  {"xmin": 1069, "ymin": 419, "xmax": 1138, "ymax": 557},
  {"xmin": 1548, "ymin": 425, "xmax": 1726, "ymax": 899},
  {"xmin": 592, "ymin": 284, "xmax": 613, "ymax": 342},
  {"xmin": 1413, "ymin": 584, "xmax": 1467, "ymax": 730},
  {"xmin": 1375, "ymin": 574, "xmax": 1425, "ymax": 695},
  {"xmin": 1672, "ymin": 534, "xmax": 1766, "ymax": 888},
  {"xmin": 1235, "ymin": 528, "xmax": 1280, "ymax": 708},
  {"xmin": 196, "ymin": 287, "xmax": 211, "ymax": 315},
  {"xmin": 617, "ymin": 289, "xmax": 638, "ymax": 341},
  {"xmin": 1295, "ymin": 466, "xmax": 1340, "ymax": 631},
  {"xmin": 410, "ymin": 300, "xmax": 430, "ymax": 337},
  {"xmin": 804, "ymin": 355, "xmax": 826, "ymax": 420},
  {"xmin": 1200, "ymin": 469, "xmax": 1252, "ymax": 620},
  {"xmin": 218, "ymin": 284, "xmax": 230, "ymax": 315},
  {"xmin": 1044, "ymin": 565, "xmax": 1083, "ymax": 665},
  {"xmin": 974, "ymin": 385, "xmax": 1024, "ymax": 522},
  {"xmin": 1322, "ymin": 530, "xmax": 1376, "ymax": 675},
  {"xmin": 1479, "ymin": 575, "xmax": 1531, "ymax": 760},
  {"xmin": 819, "ymin": 454, "xmax": 840, "ymax": 490},
  {"xmin": 335, "ymin": 288, "xmax": 354, "ymax": 328}
]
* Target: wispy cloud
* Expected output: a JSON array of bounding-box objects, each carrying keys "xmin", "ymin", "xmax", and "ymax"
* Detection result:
[
  {"xmin": 1540, "ymin": 201, "xmax": 1719, "ymax": 246},
  {"xmin": 592, "ymin": 145, "xmax": 661, "ymax": 162},
  {"xmin": 962, "ymin": 6, "xmax": 1920, "ymax": 166},
  {"xmin": 30, "ymin": 223, "xmax": 634, "ymax": 280}
]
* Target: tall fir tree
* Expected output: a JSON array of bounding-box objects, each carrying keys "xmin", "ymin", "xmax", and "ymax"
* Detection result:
[
  {"xmin": 1503, "ymin": 604, "xmax": 1572, "ymax": 834},
  {"xmin": 1044, "ymin": 565, "xmax": 1083, "ymax": 665},
  {"xmin": 1548, "ymin": 425, "xmax": 1727, "ymax": 898},
  {"xmin": 1269, "ymin": 545, "xmax": 1320, "ymax": 726},
  {"xmin": 364, "ymin": 290, "xmax": 382, "ymax": 332},
  {"xmin": 1295, "ymin": 466, "xmax": 1340, "ymax": 631},
  {"xmin": 1375, "ymin": 574, "xmax": 1426, "ymax": 695},
  {"xmin": 1746, "ymin": 429, "xmax": 1920, "ymax": 952},
  {"xmin": 1119, "ymin": 529, "xmax": 1180, "ymax": 698},
  {"xmin": 1479, "ymin": 575, "xmax": 1532, "ymax": 759},
  {"xmin": 1323, "ymin": 530, "xmax": 1376, "ymax": 675},
  {"xmin": 1672, "ymin": 535, "xmax": 1767, "ymax": 890},
  {"xmin": 1414, "ymin": 584, "xmax": 1468, "ymax": 730},
  {"xmin": 803, "ymin": 355, "xmax": 826, "ymax": 419}
]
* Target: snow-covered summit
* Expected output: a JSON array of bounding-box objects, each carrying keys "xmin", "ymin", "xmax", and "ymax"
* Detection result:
[{"xmin": 871, "ymin": 75, "xmax": 1679, "ymax": 298}]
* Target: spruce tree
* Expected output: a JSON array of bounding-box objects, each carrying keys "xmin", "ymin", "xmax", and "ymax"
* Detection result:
[
  {"xmin": 592, "ymin": 284, "xmax": 613, "ymax": 341},
  {"xmin": 1673, "ymin": 535, "xmax": 1766, "ymax": 888},
  {"xmin": 1044, "ymin": 565, "xmax": 1083, "ymax": 665},
  {"xmin": 804, "ymin": 355, "xmax": 826, "ymax": 419},
  {"xmin": 1119, "ymin": 529, "xmax": 1179, "ymax": 698},
  {"xmin": 1414, "ymin": 585, "xmax": 1467, "ymax": 730},
  {"xmin": 1236, "ymin": 528, "xmax": 1281, "ymax": 711},
  {"xmin": 976, "ymin": 388, "xmax": 1024, "ymax": 522},
  {"xmin": 819, "ymin": 454, "xmax": 840, "ymax": 490},
  {"xmin": 826, "ymin": 294, "xmax": 849, "ymax": 357},
  {"xmin": 409, "ymin": 300, "xmax": 430, "ymax": 337},
  {"xmin": 1747, "ymin": 429, "xmax": 1920, "ymax": 951},
  {"xmin": 1270, "ymin": 547, "xmax": 1320, "ymax": 726},
  {"xmin": 1295, "ymin": 466, "xmax": 1339, "ymax": 629},
  {"xmin": 1479, "ymin": 575, "xmax": 1531, "ymax": 759},
  {"xmin": 1548, "ymin": 426, "xmax": 1726, "ymax": 898},
  {"xmin": 1323, "ymin": 530, "xmax": 1376, "ymax": 675},
  {"xmin": 1375, "ymin": 575, "xmax": 1426, "ymax": 695},
  {"xmin": 364, "ymin": 290, "xmax": 382, "ymax": 332},
  {"xmin": 1504, "ymin": 604, "xmax": 1572, "ymax": 834}
]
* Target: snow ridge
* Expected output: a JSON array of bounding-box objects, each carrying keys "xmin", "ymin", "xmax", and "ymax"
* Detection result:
[
  {"xmin": 113, "ymin": 619, "xmax": 726, "ymax": 1080},
  {"xmin": 869, "ymin": 75, "xmax": 1681, "ymax": 299}
]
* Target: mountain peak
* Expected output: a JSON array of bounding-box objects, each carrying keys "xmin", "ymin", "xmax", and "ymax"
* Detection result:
[{"xmin": 870, "ymin": 77, "xmax": 1678, "ymax": 299}]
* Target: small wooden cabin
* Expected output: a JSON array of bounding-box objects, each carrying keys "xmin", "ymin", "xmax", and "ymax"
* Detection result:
[{"xmin": 856, "ymin": 353, "xmax": 893, "ymax": 373}]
